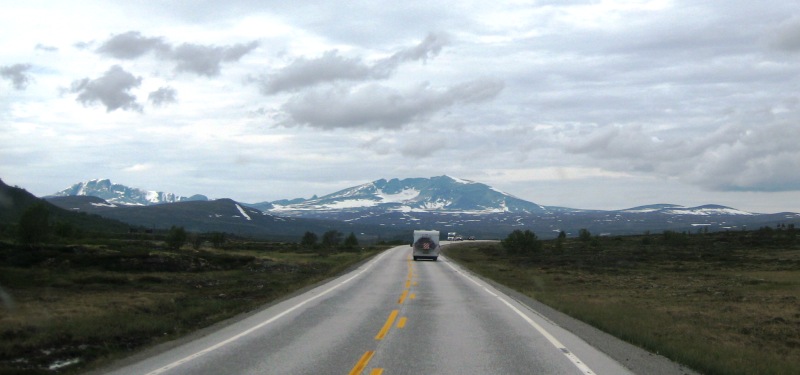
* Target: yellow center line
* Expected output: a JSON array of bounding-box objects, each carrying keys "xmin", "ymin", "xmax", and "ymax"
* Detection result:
[
  {"xmin": 370, "ymin": 369, "xmax": 384, "ymax": 375},
  {"xmin": 348, "ymin": 351, "xmax": 375, "ymax": 375},
  {"xmin": 409, "ymin": 293, "xmax": 416, "ymax": 300},
  {"xmin": 375, "ymin": 310, "xmax": 399, "ymax": 340},
  {"xmin": 405, "ymin": 280, "xmax": 411, "ymax": 289},
  {"xmin": 397, "ymin": 290, "xmax": 408, "ymax": 304},
  {"xmin": 396, "ymin": 317, "xmax": 407, "ymax": 328}
]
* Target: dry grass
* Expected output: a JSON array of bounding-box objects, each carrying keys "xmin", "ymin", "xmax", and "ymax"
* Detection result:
[
  {"xmin": 0, "ymin": 241, "xmax": 382, "ymax": 374},
  {"xmin": 445, "ymin": 232, "xmax": 800, "ymax": 375}
]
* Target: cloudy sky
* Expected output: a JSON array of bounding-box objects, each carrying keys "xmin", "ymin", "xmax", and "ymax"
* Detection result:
[{"xmin": 2, "ymin": 0, "xmax": 800, "ymax": 213}]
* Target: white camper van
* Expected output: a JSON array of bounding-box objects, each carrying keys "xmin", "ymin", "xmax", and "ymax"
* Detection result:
[{"xmin": 412, "ymin": 230, "xmax": 440, "ymax": 261}]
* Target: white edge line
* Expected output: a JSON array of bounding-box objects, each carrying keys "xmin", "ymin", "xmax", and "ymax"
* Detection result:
[
  {"xmin": 145, "ymin": 250, "xmax": 391, "ymax": 375},
  {"xmin": 443, "ymin": 257, "xmax": 596, "ymax": 375}
]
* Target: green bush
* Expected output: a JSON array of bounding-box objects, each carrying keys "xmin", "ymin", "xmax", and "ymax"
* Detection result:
[
  {"xmin": 166, "ymin": 226, "xmax": 187, "ymax": 250},
  {"xmin": 502, "ymin": 229, "xmax": 541, "ymax": 256}
]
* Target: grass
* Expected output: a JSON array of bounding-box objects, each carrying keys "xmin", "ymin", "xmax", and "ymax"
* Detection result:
[
  {"xmin": 0, "ymin": 239, "xmax": 383, "ymax": 374},
  {"xmin": 445, "ymin": 231, "xmax": 800, "ymax": 375}
]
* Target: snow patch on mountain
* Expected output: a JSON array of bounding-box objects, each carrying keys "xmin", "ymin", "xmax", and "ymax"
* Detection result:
[
  {"xmin": 322, "ymin": 199, "xmax": 379, "ymax": 209},
  {"xmin": 666, "ymin": 207, "xmax": 754, "ymax": 216},
  {"xmin": 90, "ymin": 202, "xmax": 117, "ymax": 208},
  {"xmin": 446, "ymin": 176, "xmax": 474, "ymax": 185},
  {"xmin": 235, "ymin": 203, "xmax": 252, "ymax": 220},
  {"xmin": 377, "ymin": 188, "xmax": 420, "ymax": 203}
]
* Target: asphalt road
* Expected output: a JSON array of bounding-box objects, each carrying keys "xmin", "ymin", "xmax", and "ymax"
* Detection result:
[{"xmin": 100, "ymin": 245, "xmax": 694, "ymax": 375}]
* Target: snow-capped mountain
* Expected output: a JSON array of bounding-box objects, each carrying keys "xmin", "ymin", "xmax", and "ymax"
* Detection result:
[
  {"xmin": 270, "ymin": 175, "xmax": 547, "ymax": 214},
  {"xmin": 49, "ymin": 179, "xmax": 208, "ymax": 206},
  {"xmin": 44, "ymin": 176, "xmax": 798, "ymax": 239}
]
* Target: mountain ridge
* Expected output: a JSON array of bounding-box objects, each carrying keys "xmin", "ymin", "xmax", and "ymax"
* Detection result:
[
  {"xmin": 269, "ymin": 175, "xmax": 547, "ymax": 214},
  {"xmin": 40, "ymin": 176, "xmax": 800, "ymax": 239},
  {"xmin": 49, "ymin": 179, "xmax": 208, "ymax": 206}
]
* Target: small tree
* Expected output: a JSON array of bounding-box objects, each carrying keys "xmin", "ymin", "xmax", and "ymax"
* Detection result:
[
  {"xmin": 190, "ymin": 233, "xmax": 203, "ymax": 250},
  {"xmin": 18, "ymin": 203, "xmax": 50, "ymax": 245},
  {"xmin": 209, "ymin": 232, "xmax": 226, "ymax": 248},
  {"xmin": 301, "ymin": 231, "xmax": 318, "ymax": 248},
  {"xmin": 578, "ymin": 228, "xmax": 592, "ymax": 242},
  {"xmin": 343, "ymin": 232, "xmax": 359, "ymax": 250},
  {"xmin": 321, "ymin": 230, "xmax": 342, "ymax": 248},
  {"xmin": 166, "ymin": 226, "xmax": 187, "ymax": 250},
  {"xmin": 555, "ymin": 231, "xmax": 566, "ymax": 253}
]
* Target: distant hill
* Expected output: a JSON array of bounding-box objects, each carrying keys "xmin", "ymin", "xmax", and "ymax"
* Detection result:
[
  {"xmin": 44, "ymin": 195, "xmax": 398, "ymax": 241},
  {"xmin": 0, "ymin": 178, "xmax": 130, "ymax": 236},
  {"xmin": 0, "ymin": 178, "xmax": 48, "ymax": 227}
]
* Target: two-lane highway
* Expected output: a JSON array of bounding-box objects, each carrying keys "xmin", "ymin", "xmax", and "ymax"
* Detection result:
[{"xmin": 103, "ymin": 245, "xmax": 635, "ymax": 374}]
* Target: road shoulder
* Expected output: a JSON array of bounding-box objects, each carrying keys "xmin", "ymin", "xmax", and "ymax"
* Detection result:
[{"xmin": 447, "ymin": 257, "xmax": 699, "ymax": 375}]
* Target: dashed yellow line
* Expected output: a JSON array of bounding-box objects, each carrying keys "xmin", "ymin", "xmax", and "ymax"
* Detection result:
[
  {"xmin": 398, "ymin": 290, "xmax": 409, "ymax": 304},
  {"xmin": 348, "ymin": 351, "xmax": 375, "ymax": 375},
  {"xmin": 375, "ymin": 310, "xmax": 399, "ymax": 340},
  {"xmin": 352, "ymin": 253, "xmax": 419, "ymax": 373}
]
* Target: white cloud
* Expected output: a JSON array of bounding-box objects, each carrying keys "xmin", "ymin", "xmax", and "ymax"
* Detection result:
[
  {"xmin": 2, "ymin": 0, "xmax": 800, "ymax": 212},
  {"xmin": 123, "ymin": 163, "xmax": 152, "ymax": 172}
]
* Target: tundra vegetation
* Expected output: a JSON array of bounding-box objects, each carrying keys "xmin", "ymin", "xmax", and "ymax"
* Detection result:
[
  {"xmin": 0, "ymin": 229, "xmax": 383, "ymax": 374},
  {"xmin": 445, "ymin": 226, "xmax": 800, "ymax": 375}
]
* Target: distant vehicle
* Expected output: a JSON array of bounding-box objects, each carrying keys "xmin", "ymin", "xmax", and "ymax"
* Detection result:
[
  {"xmin": 447, "ymin": 231, "xmax": 457, "ymax": 241},
  {"xmin": 467, "ymin": 236, "xmax": 475, "ymax": 240},
  {"xmin": 454, "ymin": 236, "xmax": 463, "ymax": 241},
  {"xmin": 412, "ymin": 230, "xmax": 440, "ymax": 261}
]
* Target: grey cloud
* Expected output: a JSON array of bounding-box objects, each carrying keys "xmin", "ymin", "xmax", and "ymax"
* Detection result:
[
  {"xmin": 399, "ymin": 132, "xmax": 447, "ymax": 158},
  {"xmin": 167, "ymin": 41, "xmax": 259, "ymax": 76},
  {"xmin": 258, "ymin": 51, "xmax": 374, "ymax": 94},
  {"xmin": 95, "ymin": 31, "xmax": 258, "ymax": 76},
  {"xmin": 258, "ymin": 33, "xmax": 450, "ymax": 94},
  {"xmin": 565, "ymin": 126, "xmax": 660, "ymax": 160},
  {"xmin": 35, "ymin": 44, "xmax": 58, "ymax": 52},
  {"xmin": 70, "ymin": 65, "xmax": 143, "ymax": 112},
  {"xmin": 685, "ymin": 123, "xmax": 800, "ymax": 192},
  {"xmin": 74, "ymin": 41, "xmax": 94, "ymax": 50},
  {"xmin": 371, "ymin": 32, "xmax": 450, "ymax": 76},
  {"xmin": 96, "ymin": 31, "xmax": 168, "ymax": 59},
  {"xmin": 767, "ymin": 16, "xmax": 800, "ymax": 52},
  {"xmin": 148, "ymin": 86, "xmax": 177, "ymax": 107},
  {"xmin": 280, "ymin": 78, "xmax": 504, "ymax": 129},
  {"xmin": 1, "ymin": 64, "xmax": 33, "ymax": 90},
  {"xmin": 394, "ymin": 32, "xmax": 449, "ymax": 62},
  {"xmin": 566, "ymin": 121, "xmax": 800, "ymax": 192}
]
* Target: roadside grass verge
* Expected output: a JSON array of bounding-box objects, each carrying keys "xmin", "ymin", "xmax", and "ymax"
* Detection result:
[
  {"xmin": 445, "ymin": 233, "xmax": 800, "ymax": 375},
  {"xmin": 0, "ymin": 240, "xmax": 383, "ymax": 374}
]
